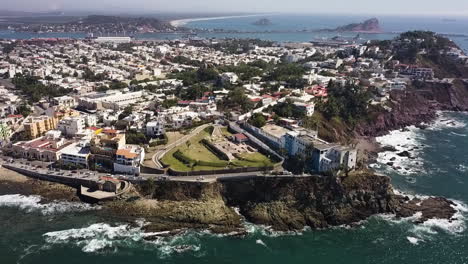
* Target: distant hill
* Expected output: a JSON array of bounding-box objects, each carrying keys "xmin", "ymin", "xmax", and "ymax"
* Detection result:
[
  {"xmin": 0, "ymin": 10, "xmax": 63, "ymax": 17},
  {"xmin": 1, "ymin": 14, "xmax": 176, "ymax": 33},
  {"xmin": 76, "ymin": 15, "xmax": 163, "ymax": 26},
  {"xmin": 317, "ymin": 18, "xmax": 382, "ymax": 33},
  {"xmin": 252, "ymin": 18, "xmax": 272, "ymax": 26}
]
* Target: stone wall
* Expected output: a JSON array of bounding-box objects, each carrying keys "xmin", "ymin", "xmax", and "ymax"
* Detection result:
[{"xmin": 3, "ymin": 165, "xmax": 100, "ymax": 189}]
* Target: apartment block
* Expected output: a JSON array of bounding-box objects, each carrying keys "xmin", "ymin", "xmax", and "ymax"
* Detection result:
[{"xmin": 24, "ymin": 115, "xmax": 59, "ymax": 139}]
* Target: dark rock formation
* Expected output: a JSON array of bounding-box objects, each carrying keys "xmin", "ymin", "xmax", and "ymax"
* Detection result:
[
  {"xmin": 356, "ymin": 80, "xmax": 468, "ymax": 137},
  {"xmin": 396, "ymin": 197, "xmax": 457, "ymax": 223},
  {"xmin": 318, "ymin": 18, "xmax": 381, "ymax": 33},
  {"xmin": 1, "ymin": 169, "xmax": 457, "ymax": 233},
  {"xmin": 397, "ymin": 151, "xmax": 412, "ymax": 158},
  {"xmin": 382, "ymin": 145, "xmax": 398, "ymax": 152},
  {"xmin": 221, "ymin": 172, "xmax": 397, "ymax": 230},
  {"xmin": 252, "ymin": 18, "xmax": 272, "ymax": 26},
  {"xmin": 107, "ymin": 181, "xmax": 244, "ymax": 234}
]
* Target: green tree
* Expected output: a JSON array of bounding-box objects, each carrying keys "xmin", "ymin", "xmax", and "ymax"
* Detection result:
[
  {"xmin": 118, "ymin": 105, "xmax": 133, "ymax": 120},
  {"xmin": 249, "ymin": 113, "xmax": 267, "ymax": 128}
]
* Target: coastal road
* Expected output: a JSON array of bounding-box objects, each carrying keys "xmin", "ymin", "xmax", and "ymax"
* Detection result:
[
  {"xmin": 141, "ymin": 171, "xmax": 311, "ymax": 183},
  {"xmin": 151, "ymin": 124, "xmax": 211, "ymax": 169},
  {"xmin": 0, "ymin": 156, "xmax": 311, "ymax": 185}
]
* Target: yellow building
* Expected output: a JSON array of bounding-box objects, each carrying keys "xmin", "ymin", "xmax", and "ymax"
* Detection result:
[{"xmin": 23, "ymin": 116, "xmax": 59, "ymax": 139}]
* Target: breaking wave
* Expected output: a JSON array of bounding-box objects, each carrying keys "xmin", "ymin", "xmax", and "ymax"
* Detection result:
[
  {"xmin": 43, "ymin": 222, "xmax": 202, "ymax": 257},
  {"xmin": 428, "ymin": 111, "xmax": 467, "ymax": 131},
  {"xmin": 377, "ymin": 191, "xmax": 468, "ymax": 245},
  {"xmin": 375, "ymin": 126, "xmax": 426, "ymax": 175},
  {"xmin": 0, "ymin": 194, "xmax": 99, "ymax": 215}
]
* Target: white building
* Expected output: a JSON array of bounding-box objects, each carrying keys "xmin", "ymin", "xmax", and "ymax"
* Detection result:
[
  {"xmin": 146, "ymin": 119, "xmax": 165, "ymax": 137},
  {"xmin": 221, "ymin": 72, "xmax": 239, "ymax": 84},
  {"xmin": 283, "ymin": 130, "xmax": 356, "ymax": 173},
  {"xmin": 94, "ymin": 37, "xmax": 132, "ymax": 43},
  {"xmin": 83, "ymin": 114, "xmax": 98, "ymax": 127},
  {"xmin": 60, "ymin": 141, "xmax": 90, "ymax": 168},
  {"xmin": 52, "ymin": 96, "xmax": 76, "ymax": 108},
  {"xmin": 293, "ymin": 102, "xmax": 315, "ymax": 117},
  {"xmin": 58, "ymin": 117, "xmax": 86, "ymax": 136},
  {"xmin": 78, "ymin": 90, "xmax": 145, "ymax": 111},
  {"xmin": 114, "ymin": 145, "xmax": 145, "ymax": 175}
]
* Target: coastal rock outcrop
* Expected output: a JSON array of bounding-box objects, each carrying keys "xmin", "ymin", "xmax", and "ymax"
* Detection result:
[
  {"xmin": 252, "ymin": 18, "xmax": 272, "ymax": 26},
  {"xmin": 318, "ymin": 18, "xmax": 381, "ymax": 33},
  {"xmin": 395, "ymin": 197, "xmax": 457, "ymax": 223},
  {"xmin": 221, "ymin": 172, "xmax": 397, "ymax": 230},
  {"xmin": 0, "ymin": 167, "xmax": 458, "ymax": 233},
  {"xmin": 356, "ymin": 80, "xmax": 468, "ymax": 137},
  {"xmin": 220, "ymin": 172, "xmax": 457, "ymax": 231}
]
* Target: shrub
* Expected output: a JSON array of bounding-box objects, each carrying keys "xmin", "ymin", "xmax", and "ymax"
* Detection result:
[
  {"xmin": 200, "ymin": 139, "xmax": 229, "ymax": 161},
  {"xmin": 173, "ymin": 150, "xmax": 196, "ymax": 166}
]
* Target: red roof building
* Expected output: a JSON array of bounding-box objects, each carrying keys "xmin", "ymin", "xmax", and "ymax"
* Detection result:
[{"xmin": 233, "ymin": 133, "xmax": 248, "ymax": 143}]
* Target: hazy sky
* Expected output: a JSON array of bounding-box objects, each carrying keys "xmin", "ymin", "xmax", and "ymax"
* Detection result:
[{"xmin": 3, "ymin": 0, "xmax": 468, "ymax": 16}]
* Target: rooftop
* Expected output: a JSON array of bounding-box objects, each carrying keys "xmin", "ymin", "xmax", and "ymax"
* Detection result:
[
  {"xmin": 262, "ymin": 124, "xmax": 290, "ymax": 138},
  {"xmin": 60, "ymin": 142, "xmax": 91, "ymax": 157}
]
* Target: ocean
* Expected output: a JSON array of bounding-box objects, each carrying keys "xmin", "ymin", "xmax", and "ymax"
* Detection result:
[
  {"xmin": 1, "ymin": 14, "xmax": 468, "ymax": 51},
  {"xmin": 1, "ymin": 15, "xmax": 468, "ymax": 264}
]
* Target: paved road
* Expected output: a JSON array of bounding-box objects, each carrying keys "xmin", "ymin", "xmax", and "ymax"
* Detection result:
[{"xmin": 151, "ymin": 124, "xmax": 211, "ymax": 169}]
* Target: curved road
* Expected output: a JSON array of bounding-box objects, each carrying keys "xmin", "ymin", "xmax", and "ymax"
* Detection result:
[{"xmin": 151, "ymin": 124, "xmax": 211, "ymax": 169}]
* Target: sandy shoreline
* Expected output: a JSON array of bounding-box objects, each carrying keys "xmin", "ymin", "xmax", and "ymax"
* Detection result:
[{"xmin": 170, "ymin": 14, "xmax": 270, "ymax": 27}]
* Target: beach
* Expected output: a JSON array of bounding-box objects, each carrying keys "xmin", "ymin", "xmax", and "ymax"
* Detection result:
[{"xmin": 169, "ymin": 14, "xmax": 270, "ymax": 27}]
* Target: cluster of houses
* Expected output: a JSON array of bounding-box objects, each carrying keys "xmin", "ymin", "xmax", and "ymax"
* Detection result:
[
  {"xmin": 0, "ymin": 34, "xmax": 466, "ymax": 176},
  {"xmin": 7, "ymin": 105, "xmax": 145, "ymax": 175}
]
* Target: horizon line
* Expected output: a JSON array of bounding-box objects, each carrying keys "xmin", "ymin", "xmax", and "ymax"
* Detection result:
[{"xmin": 1, "ymin": 9, "xmax": 468, "ymax": 18}]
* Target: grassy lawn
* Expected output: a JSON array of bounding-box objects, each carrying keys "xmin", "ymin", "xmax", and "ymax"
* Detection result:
[
  {"xmin": 220, "ymin": 127, "xmax": 233, "ymax": 137},
  {"xmin": 161, "ymin": 128, "xmax": 276, "ymax": 172},
  {"xmin": 231, "ymin": 152, "xmax": 275, "ymax": 168},
  {"xmin": 166, "ymin": 131, "xmax": 184, "ymax": 145}
]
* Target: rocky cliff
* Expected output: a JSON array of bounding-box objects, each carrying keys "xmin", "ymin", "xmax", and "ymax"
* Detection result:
[
  {"xmin": 356, "ymin": 80, "xmax": 468, "ymax": 137},
  {"xmin": 106, "ymin": 172, "xmax": 456, "ymax": 233},
  {"xmin": 1, "ymin": 167, "xmax": 455, "ymax": 233},
  {"xmin": 221, "ymin": 172, "xmax": 396, "ymax": 230}
]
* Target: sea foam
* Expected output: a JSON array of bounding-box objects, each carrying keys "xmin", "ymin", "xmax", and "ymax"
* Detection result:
[
  {"xmin": 406, "ymin": 236, "xmax": 422, "ymax": 245},
  {"xmin": 378, "ymin": 190, "xmax": 468, "ymax": 243},
  {"xmin": 43, "ymin": 222, "xmax": 202, "ymax": 256},
  {"xmin": 376, "ymin": 126, "xmax": 426, "ymax": 175},
  {"xmin": 428, "ymin": 111, "xmax": 467, "ymax": 131},
  {"xmin": 0, "ymin": 194, "xmax": 99, "ymax": 215}
]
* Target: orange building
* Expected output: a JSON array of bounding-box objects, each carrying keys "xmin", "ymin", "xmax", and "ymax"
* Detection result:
[{"xmin": 23, "ymin": 115, "xmax": 59, "ymax": 139}]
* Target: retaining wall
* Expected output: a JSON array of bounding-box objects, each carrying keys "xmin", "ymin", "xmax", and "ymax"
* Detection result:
[{"xmin": 3, "ymin": 165, "xmax": 100, "ymax": 189}]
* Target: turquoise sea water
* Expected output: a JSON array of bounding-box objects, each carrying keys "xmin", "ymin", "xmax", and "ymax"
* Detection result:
[{"xmin": 0, "ymin": 112, "xmax": 467, "ymax": 263}]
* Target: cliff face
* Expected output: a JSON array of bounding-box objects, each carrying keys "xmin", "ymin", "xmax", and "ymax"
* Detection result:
[
  {"xmin": 107, "ymin": 181, "xmax": 244, "ymax": 234},
  {"xmin": 356, "ymin": 81, "xmax": 468, "ymax": 137},
  {"xmin": 113, "ymin": 174, "xmax": 396, "ymax": 232},
  {"xmin": 221, "ymin": 173, "xmax": 398, "ymax": 230},
  {"xmin": 121, "ymin": 172, "xmax": 455, "ymax": 232}
]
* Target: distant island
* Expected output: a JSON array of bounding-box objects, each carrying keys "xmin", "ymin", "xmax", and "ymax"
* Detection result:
[
  {"xmin": 317, "ymin": 18, "xmax": 382, "ymax": 33},
  {"xmin": 442, "ymin": 18, "xmax": 457, "ymax": 22},
  {"xmin": 252, "ymin": 18, "xmax": 272, "ymax": 26}
]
